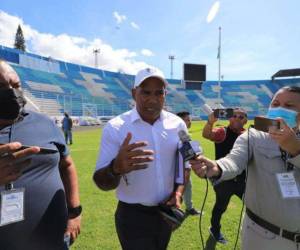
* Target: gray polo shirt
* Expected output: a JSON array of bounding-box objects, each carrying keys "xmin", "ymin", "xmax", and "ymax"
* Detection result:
[{"xmin": 0, "ymin": 110, "xmax": 69, "ymax": 249}]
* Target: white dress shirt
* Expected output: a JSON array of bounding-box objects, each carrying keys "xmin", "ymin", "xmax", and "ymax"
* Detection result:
[{"xmin": 95, "ymin": 108, "xmax": 188, "ymax": 206}]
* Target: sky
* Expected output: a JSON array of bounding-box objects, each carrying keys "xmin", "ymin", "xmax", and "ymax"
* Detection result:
[{"xmin": 0, "ymin": 0, "xmax": 299, "ymax": 80}]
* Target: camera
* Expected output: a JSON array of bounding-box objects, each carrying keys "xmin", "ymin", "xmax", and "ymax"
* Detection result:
[
  {"xmin": 158, "ymin": 204, "xmax": 185, "ymax": 231},
  {"xmin": 213, "ymin": 108, "xmax": 234, "ymax": 119}
]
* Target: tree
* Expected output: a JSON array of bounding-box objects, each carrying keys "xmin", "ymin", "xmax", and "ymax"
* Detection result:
[{"xmin": 14, "ymin": 25, "xmax": 26, "ymax": 52}]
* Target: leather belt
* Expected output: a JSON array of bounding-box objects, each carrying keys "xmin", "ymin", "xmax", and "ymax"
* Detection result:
[{"xmin": 246, "ymin": 208, "xmax": 300, "ymax": 243}]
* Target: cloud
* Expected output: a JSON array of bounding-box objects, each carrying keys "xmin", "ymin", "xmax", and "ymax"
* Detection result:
[
  {"xmin": 130, "ymin": 22, "xmax": 140, "ymax": 30},
  {"xmin": 0, "ymin": 10, "xmax": 154, "ymax": 75},
  {"xmin": 113, "ymin": 11, "xmax": 127, "ymax": 24},
  {"xmin": 207, "ymin": 1, "xmax": 220, "ymax": 23},
  {"xmin": 141, "ymin": 49, "xmax": 154, "ymax": 57}
]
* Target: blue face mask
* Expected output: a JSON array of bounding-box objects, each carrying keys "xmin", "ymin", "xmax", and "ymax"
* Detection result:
[{"xmin": 266, "ymin": 107, "xmax": 298, "ymax": 128}]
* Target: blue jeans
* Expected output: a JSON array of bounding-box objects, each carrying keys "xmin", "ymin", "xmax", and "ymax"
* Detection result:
[
  {"xmin": 183, "ymin": 178, "xmax": 193, "ymax": 210},
  {"xmin": 63, "ymin": 130, "xmax": 73, "ymax": 144}
]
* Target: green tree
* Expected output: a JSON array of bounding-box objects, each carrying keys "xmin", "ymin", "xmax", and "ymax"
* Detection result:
[{"xmin": 14, "ymin": 24, "xmax": 26, "ymax": 52}]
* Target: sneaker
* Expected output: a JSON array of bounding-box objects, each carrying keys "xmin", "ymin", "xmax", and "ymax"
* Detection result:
[
  {"xmin": 209, "ymin": 227, "xmax": 227, "ymax": 244},
  {"xmin": 185, "ymin": 208, "xmax": 202, "ymax": 216}
]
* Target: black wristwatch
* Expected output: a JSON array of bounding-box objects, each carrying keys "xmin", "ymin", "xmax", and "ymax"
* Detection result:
[{"xmin": 68, "ymin": 205, "xmax": 82, "ymax": 217}]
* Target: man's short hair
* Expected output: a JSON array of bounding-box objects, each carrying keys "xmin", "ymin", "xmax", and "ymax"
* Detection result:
[
  {"xmin": 176, "ymin": 111, "xmax": 190, "ymax": 119},
  {"xmin": 280, "ymin": 86, "xmax": 300, "ymax": 95},
  {"xmin": 233, "ymin": 108, "xmax": 247, "ymax": 117}
]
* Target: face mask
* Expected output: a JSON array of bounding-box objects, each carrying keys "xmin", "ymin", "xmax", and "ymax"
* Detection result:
[
  {"xmin": 0, "ymin": 88, "xmax": 26, "ymax": 120},
  {"xmin": 266, "ymin": 107, "xmax": 298, "ymax": 128}
]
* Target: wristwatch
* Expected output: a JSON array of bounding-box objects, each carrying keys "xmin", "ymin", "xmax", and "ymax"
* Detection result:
[{"xmin": 68, "ymin": 205, "xmax": 82, "ymax": 217}]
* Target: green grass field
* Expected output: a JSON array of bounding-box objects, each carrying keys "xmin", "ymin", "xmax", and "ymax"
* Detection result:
[{"xmin": 69, "ymin": 121, "xmax": 250, "ymax": 250}]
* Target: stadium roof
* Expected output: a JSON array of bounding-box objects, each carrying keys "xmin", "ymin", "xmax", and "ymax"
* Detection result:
[{"xmin": 271, "ymin": 68, "xmax": 300, "ymax": 81}]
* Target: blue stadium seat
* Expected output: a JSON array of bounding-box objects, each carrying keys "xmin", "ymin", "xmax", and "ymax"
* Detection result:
[{"xmin": 1, "ymin": 45, "xmax": 300, "ymax": 118}]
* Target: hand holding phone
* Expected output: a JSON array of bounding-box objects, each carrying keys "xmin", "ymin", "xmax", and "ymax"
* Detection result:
[
  {"xmin": 254, "ymin": 116, "xmax": 281, "ymax": 132},
  {"xmin": 19, "ymin": 145, "xmax": 58, "ymax": 154},
  {"xmin": 0, "ymin": 144, "xmax": 58, "ymax": 155}
]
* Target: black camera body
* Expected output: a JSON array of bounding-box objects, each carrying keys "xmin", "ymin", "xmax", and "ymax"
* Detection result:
[{"xmin": 158, "ymin": 204, "xmax": 185, "ymax": 231}]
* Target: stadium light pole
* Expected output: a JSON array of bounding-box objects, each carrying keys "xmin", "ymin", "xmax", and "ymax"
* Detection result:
[
  {"xmin": 93, "ymin": 48, "xmax": 100, "ymax": 68},
  {"xmin": 217, "ymin": 27, "xmax": 222, "ymax": 107},
  {"xmin": 168, "ymin": 55, "xmax": 175, "ymax": 79}
]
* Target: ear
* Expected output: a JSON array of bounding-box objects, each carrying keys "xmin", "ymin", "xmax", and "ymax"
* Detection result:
[{"xmin": 131, "ymin": 88, "xmax": 136, "ymax": 101}]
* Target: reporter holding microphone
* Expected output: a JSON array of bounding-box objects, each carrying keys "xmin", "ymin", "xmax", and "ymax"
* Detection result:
[{"xmin": 190, "ymin": 86, "xmax": 300, "ymax": 250}]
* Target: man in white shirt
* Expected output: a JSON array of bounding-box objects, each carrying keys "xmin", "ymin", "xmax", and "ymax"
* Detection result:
[{"xmin": 93, "ymin": 68, "xmax": 188, "ymax": 250}]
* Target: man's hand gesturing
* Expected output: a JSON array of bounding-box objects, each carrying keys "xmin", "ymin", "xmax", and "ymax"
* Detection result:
[{"xmin": 112, "ymin": 132, "xmax": 154, "ymax": 174}]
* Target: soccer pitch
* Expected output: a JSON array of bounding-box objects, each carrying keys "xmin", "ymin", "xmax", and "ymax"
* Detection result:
[{"xmin": 70, "ymin": 121, "xmax": 248, "ymax": 250}]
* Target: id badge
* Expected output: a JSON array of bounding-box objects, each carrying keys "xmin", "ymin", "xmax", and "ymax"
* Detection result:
[
  {"xmin": 0, "ymin": 188, "xmax": 25, "ymax": 226},
  {"xmin": 276, "ymin": 172, "xmax": 300, "ymax": 199}
]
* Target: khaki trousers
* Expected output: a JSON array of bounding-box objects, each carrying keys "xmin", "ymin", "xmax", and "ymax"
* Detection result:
[{"xmin": 242, "ymin": 214, "xmax": 299, "ymax": 250}]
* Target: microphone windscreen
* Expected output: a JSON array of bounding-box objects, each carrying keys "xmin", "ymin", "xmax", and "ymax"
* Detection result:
[{"xmin": 178, "ymin": 130, "xmax": 190, "ymax": 142}]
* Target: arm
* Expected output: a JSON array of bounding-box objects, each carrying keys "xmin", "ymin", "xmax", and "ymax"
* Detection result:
[
  {"xmin": 59, "ymin": 155, "xmax": 81, "ymax": 243},
  {"xmin": 191, "ymin": 130, "xmax": 254, "ymax": 180},
  {"xmin": 93, "ymin": 161, "xmax": 121, "ymax": 191},
  {"xmin": 202, "ymin": 113, "xmax": 218, "ymax": 140},
  {"xmin": 165, "ymin": 168, "xmax": 190, "ymax": 208},
  {"xmin": 93, "ymin": 132, "xmax": 154, "ymax": 191}
]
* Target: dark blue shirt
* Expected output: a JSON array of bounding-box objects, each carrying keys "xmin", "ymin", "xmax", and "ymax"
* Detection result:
[
  {"xmin": 62, "ymin": 117, "xmax": 72, "ymax": 131},
  {"xmin": 0, "ymin": 110, "xmax": 69, "ymax": 250}
]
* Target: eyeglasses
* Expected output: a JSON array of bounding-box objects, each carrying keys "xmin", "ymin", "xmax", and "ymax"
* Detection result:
[{"xmin": 233, "ymin": 114, "xmax": 245, "ymax": 120}]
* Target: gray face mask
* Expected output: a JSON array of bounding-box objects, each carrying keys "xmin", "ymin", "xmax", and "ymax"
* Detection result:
[{"xmin": 0, "ymin": 88, "xmax": 26, "ymax": 120}]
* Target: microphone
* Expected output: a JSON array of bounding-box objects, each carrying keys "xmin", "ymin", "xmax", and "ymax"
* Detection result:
[{"xmin": 178, "ymin": 130, "xmax": 202, "ymax": 161}]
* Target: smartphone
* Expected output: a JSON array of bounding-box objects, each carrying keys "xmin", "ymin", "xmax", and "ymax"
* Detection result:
[
  {"xmin": 254, "ymin": 116, "xmax": 280, "ymax": 132},
  {"xmin": 18, "ymin": 145, "xmax": 58, "ymax": 154},
  {"xmin": 213, "ymin": 108, "xmax": 234, "ymax": 119}
]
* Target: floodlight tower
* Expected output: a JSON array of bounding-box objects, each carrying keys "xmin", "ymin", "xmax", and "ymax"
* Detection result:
[
  {"xmin": 168, "ymin": 55, "xmax": 175, "ymax": 79},
  {"xmin": 217, "ymin": 27, "xmax": 222, "ymax": 107},
  {"xmin": 93, "ymin": 48, "xmax": 100, "ymax": 68}
]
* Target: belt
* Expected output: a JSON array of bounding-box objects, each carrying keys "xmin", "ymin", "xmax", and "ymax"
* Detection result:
[
  {"xmin": 246, "ymin": 208, "xmax": 300, "ymax": 243},
  {"xmin": 118, "ymin": 201, "xmax": 159, "ymax": 212}
]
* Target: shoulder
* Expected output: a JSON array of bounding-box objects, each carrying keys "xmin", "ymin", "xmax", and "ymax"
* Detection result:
[
  {"xmin": 162, "ymin": 110, "xmax": 186, "ymax": 126},
  {"xmin": 247, "ymin": 128, "xmax": 269, "ymax": 141},
  {"xmin": 25, "ymin": 110, "xmax": 53, "ymax": 123},
  {"xmin": 105, "ymin": 110, "xmax": 132, "ymax": 131}
]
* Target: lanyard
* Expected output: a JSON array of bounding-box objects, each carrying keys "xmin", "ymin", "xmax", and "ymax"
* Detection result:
[
  {"xmin": 280, "ymin": 148, "xmax": 294, "ymax": 172},
  {"xmin": 4, "ymin": 124, "xmax": 14, "ymax": 191},
  {"xmin": 280, "ymin": 131, "xmax": 300, "ymax": 172}
]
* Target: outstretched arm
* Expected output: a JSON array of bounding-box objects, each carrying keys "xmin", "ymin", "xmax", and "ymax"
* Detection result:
[{"xmin": 93, "ymin": 132, "xmax": 154, "ymax": 191}]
